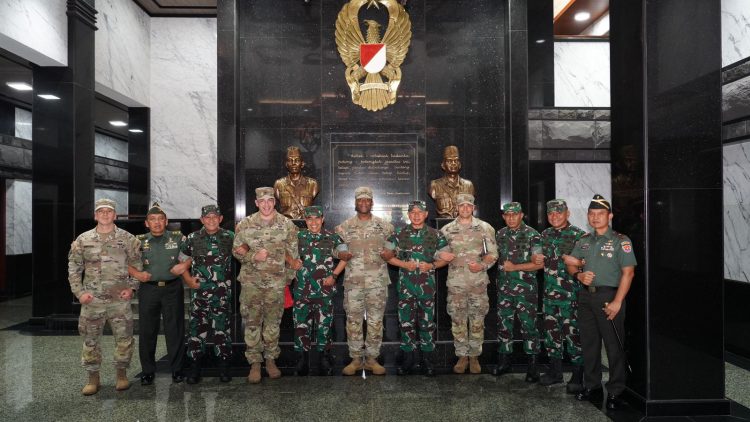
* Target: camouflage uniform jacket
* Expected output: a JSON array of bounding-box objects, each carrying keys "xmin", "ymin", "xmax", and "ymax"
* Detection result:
[
  {"xmin": 386, "ymin": 224, "xmax": 449, "ymax": 285},
  {"xmin": 540, "ymin": 223, "xmax": 585, "ymax": 303},
  {"xmin": 233, "ymin": 211, "xmax": 299, "ymax": 286},
  {"xmin": 335, "ymin": 215, "xmax": 394, "ymax": 289},
  {"xmin": 440, "ymin": 217, "xmax": 498, "ymax": 287},
  {"xmin": 182, "ymin": 227, "xmax": 235, "ymax": 288},
  {"xmin": 496, "ymin": 223, "xmax": 542, "ymax": 295},
  {"xmin": 68, "ymin": 226, "xmax": 142, "ymax": 299},
  {"xmin": 296, "ymin": 228, "xmax": 344, "ymax": 299}
]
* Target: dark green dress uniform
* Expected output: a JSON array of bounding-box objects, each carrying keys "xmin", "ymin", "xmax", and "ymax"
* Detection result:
[
  {"xmin": 138, "ymin": 229, "xmax": 187, "ymax": 377},
  {"xmin": 570, "ymin": 227, "xmax": 637, "ymax": 396}
]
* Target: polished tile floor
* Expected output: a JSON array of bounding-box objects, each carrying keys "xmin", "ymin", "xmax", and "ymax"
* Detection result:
[{"xmin": 1, "ymin": 296, "xmax": 748, "ymax": 422}]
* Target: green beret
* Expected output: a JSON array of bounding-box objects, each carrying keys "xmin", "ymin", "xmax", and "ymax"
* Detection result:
[
  {"xmin": 588, "ymin": 194, "xmax": 611, "ymax": 211},
  {"xmin": 303, "ymin": 206, "xmax": 324, "ymax": 217},
  {"xmin": 502, "ymin": 202, "xmax": 522, "ymax": 213},
  {"xmin": 546, "ymin": 199, "xmax": 568, "ymax": 213}
]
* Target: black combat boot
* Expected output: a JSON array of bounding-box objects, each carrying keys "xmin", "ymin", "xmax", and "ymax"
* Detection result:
[
  {"xmin": 492, "ymin": 353, "xmax": 512, "ymax": 376},
  {"xmin": 397, "ymin": 350, "xmax": 415, "ymax": 375},
  {"xmin": 422, "ymin": 351, "xmax": 435, "ymax": 377},
  {"xmin": 524, "ymin": 354, "xmax": 540, "ymax": 383},
  {"xmin": 539, "ymin": 358, "xmax": 563, "ymax": 386},
  {"xmin": 295, "ymin": 351, "xmax": 309, "ymax": 376},
  {"xmin": 566, "ymin": 365, "xmax": 584, "ymax": 394},
  {"xmin": 219, "ymin": 359, "xmax": 232, "ymax": 383},
  {"xmin": 186, "ymin": 359, "xmax": 201, "ymax": 384},
  {"xmin": 319, "ymin": 350, "xmax": 334, "ymax": 376}
]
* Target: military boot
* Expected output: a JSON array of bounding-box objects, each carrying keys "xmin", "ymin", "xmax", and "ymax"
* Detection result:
[
  {"xmin": 186, "ymin": 360, "xmax": 201, "ymax": 384},
  {"xmin": 469, "ymin": 356, "xmax": 482, "ymax": 374},
  {"xmin": 247, "ymin": 362, "xmax": 262, "ymax": 384},
  {"xmin": 539, "ymin": 358, "xmax": 563, "ymax": 386},
  {"xmin": 422, "ymin": 351, "xmax": 435, "ymax": 377},
  {"xmin": 81, "ymin": 371, "xmax": 100, "ymax": 396},
  {"xmin": 219, "ymin": 360, "xmax": 232, "ymax": 383},
  {"xmin": 295, "ymin": 351, "xmax": 309, "ymax": 376},
  {"xmin": 566, "ymin": 365, "xmax": 584, "ymax": 394},
  {"xmin": 525, "ymin": 354, "xmax": 540, "ymax": 383},
  {"xmin": 397, "ymin": 350, "xmax": 415, "ymax": 376},
  {"xmin": 319, "ymin": 350, "xmax": 334, "ymax": 376},
  {"xmin": 265, "ymin": 358, "xmax": 282, "ymax": 379},
  {"xmin": 115, "ymin": 368, "xmax": 130, "ymax": 391},
  {"xmin": 342, "ymin": 357, "xmax": 363, "ymax": 376},
  {"xmin": 492, "ymin": 353, "xmax": 512, "ymax": 376},
  {"xmin": 453, "ymin": 356, "xmax": 469, "ymax": 374},
  {"xmin": 364, "ymin": 357, "xmax": 386, "ymax": 375}
]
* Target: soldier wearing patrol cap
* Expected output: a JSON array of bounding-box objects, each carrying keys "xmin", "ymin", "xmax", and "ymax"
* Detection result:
[
  {"xmin": 68, "ymin": 198, "xmax": 142, "ymax": 395},
  {"xmin": 130, "ymin": 202, "xmax": 192, "ymax": 386},
  {"xmin": 293, "ymin": 205, "xmax": 349, "ymax": 376},
  {"xmin": 493, "ymin": 202, "xmax": 544, "ymax": 382},
  {"xmin": 233, "ymin": 187, "xmax": 302, "ymax": 384},
  {"xmin": 335, "ymin": 186, "xmax": 394, "ymax": 376},
  {"xmin": 566, "ymin": 194, "xmax": 636, "ymax": 410},
  {"xmin": 181, "ymin": 204, "xmax": 235, "ymax": 384}
]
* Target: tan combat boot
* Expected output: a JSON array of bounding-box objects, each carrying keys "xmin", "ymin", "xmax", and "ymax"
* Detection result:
[
  {"xmin": 364, "ymin": 357, "xmax": 386, "ymax": 375},
  {"xmin": 469, "ymin": 357, "xmax": 482, "ymax": 374},
  {"xmin": 342, "ymin": 357, "xmax": 363, "ymax": 376},
  {"xmin": 453, "ymin": 356, "xmax": 469, "ymax": 374},
  {"xmin": 81, "ymin": 371, "xmax": 100, "ymax": 396},
  {"xmin": 265, "ymin": 359, "xmax": 282, "ymax": 379},
  {"xmin": 115, "ymin": 368, "xmax": 130, "ymax": 391},
  {"xmin": 247, "ymin": 362, "xmax": 262, "ymax": 384}
]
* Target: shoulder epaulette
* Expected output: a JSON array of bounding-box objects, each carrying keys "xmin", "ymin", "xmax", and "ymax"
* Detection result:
[
  {"xmin": 616, "ymin": 232, "xmax": 626, "ymax": 239},
  {"xmin": 171, "ymin": 230, "xmax": 183, "ymax": 236},
  {"xmin": 136, "ymin": 234, "xmax": 147, "ymax": 240},
  {"xmin": 581, "ymin": 233, "xmax": 591, "ymax": 238}
]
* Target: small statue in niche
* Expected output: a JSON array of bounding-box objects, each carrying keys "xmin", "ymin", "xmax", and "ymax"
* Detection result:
[
  {"xmin": 429, "ymin": 145, "xmax": 476, "ymax": 218},
  {"xmin": 273, "ymin": 146, "xmax": 320, "ymax": 220}
]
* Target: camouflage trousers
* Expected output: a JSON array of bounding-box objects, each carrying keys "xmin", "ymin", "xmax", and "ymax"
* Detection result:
[
  {"xmin": 78, "ymin": 299, "xmax": 134, "ymax": 371},
  {"xmin": 293, "ymin": 295, "xmax": 334, "ymax": 352},
  {"xmin": 398, "ymin": 278, "xmax": 436, "ymax": 352},
  {"xmin": 239, "ymin": 282, "xmax": 284, "ymax": 364},
  {"xmin": 187, "ymin": 284, "xmax": 233, "ymax": 361},
  {"xmin": 446, "ymin": 281, "xmax": 489, "ymax": 357},
  {"xmin": 543, "ymin": 300, "xmax": 582, "ymax": 364},
  {"xmin": 497, "ymin": 291, "xmax": 540, "ymax": 355},
  {"xmin": 344, "ymin": 285, "xmax": 387, "ymax": 358}
]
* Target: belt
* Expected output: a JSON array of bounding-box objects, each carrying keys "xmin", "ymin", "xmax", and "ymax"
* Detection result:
[
  {"xmin": 585, "ymin": 285, "xmax": 617, "ymax": 293},
  {"xmin": 146, "ymin": 278, "xmax": 178, "ymax": 287}
]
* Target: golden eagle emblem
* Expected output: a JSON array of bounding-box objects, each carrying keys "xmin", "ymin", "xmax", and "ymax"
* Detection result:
[{"xmin": 335, "ymin": 0, "xmax": 412, "ymax": 112}]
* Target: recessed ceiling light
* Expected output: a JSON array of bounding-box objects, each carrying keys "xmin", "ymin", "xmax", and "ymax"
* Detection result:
[
  {"xmin": 6, "ymin": 82, "xmax": 32, "ymax": 91},
  {"xmin": 128, "ymin": 129, "xmax": 143, "ymax": 133},
  {"xmin": 574, "ymin": 11, "xmax": 591, "ymax": 21},
  {"xmin": 535, "ymin": 39, "xmax": 546, "ymax": 44},
  {"xmin": 38, "ymin": 94, "xmax": 60, "ymax": 100},
  {"xmin": 109, "ymin": 120, "xmax": 127, "ymax": 127}
]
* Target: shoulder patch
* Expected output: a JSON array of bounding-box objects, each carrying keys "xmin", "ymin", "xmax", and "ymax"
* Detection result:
[{"xmin": 621, "ymin": 241, "xmax": 632, "ymax": 253}]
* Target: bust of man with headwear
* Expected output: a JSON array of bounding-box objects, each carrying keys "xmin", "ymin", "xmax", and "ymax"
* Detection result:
[
  {"xmin": 274, "ymin": 146, "xmax": 320, "ymax": 219},
  {"xmin": 429, "ymin": 145, "xmax": 476, "ymax": 218}
]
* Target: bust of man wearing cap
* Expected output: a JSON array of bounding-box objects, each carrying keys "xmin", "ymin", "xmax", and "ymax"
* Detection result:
[
  {"xmin": 273, "ymin": 146, "xmax": 320, "ymax": 220},
  {"xmin": 429, "ymin": 145, "xmax": 476, "ymax": 218},
  {"xmin": 67, "ymin": 198, "xmax": 143, "ymax": 395},
  {"xmin": 232, "ymin": 186, "xmax": 303, "ymax": 384}
]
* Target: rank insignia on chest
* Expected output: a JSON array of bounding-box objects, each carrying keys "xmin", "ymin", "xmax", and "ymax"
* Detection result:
[
  {"xmin": 144, "ymin": 259, "xmax": 150, "ymax": 265},
  {"xmin": 165, "ymin": 239, "xmax": 178, "ymax": 250},
  {"xmin": 142, "ymin": 241, "xmax": 150, "ymax": 251},
  {"xmin": 581, "ymin": 244, "xmax": 590, "ymax": 250}
]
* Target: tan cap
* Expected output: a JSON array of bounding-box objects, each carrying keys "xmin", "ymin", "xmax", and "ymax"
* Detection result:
[
  {"xmin": 95, "ymin": 198, "xmax": 116, "ymax": 211},
  {"xmin": 456, "ymin": 193, "xmax": 474, "ymax": 206},
  {"xmin": 443, "ymin": 145, "xmax": 460, "ymax": 159},
  {"xmin": 255, "ymin": 187, "xmax": 275, "ymax": 200},
  {"xmin": 355, "ymin": 186, "xmax": 373, "ymax": 199}
]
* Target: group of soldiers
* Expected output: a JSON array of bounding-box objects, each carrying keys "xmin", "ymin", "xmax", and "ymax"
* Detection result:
[{"xmin": 68, "ymin": 185, "xmax": 635, "ymax": 411}]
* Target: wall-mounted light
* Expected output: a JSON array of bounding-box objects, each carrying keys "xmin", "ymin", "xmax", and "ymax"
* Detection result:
[
  {"xmin": 128, "ymin": 129, "xmax": 143, "ymax": 133},
  {"xmin": 6, "ymin": 82, "xmax": 32, "ymax": 91},
  {"xmin": 109, "ymin": 120, "xmax": 127, "ymax": 127},
  {"xmin": 574, "ymin": 11, "xmax": 591, "ymax": 21},
  {"xmin": 38, "ymin": 94, "xmax": 60, "ymax": 100}
]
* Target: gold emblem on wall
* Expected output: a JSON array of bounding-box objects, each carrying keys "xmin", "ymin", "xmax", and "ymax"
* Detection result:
[{"xmin": 335, "ymin": 0, "xmax": 412, "ymax": 112}]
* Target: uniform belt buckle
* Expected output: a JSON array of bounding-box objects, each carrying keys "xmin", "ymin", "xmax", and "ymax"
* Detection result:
[
  {"xmin": 587, "ymin": 286, "xmax": 596, "ymax": 293},
  {"xmin": 158, "ymin": 281, "xmax": 166, "ymax": 287}
]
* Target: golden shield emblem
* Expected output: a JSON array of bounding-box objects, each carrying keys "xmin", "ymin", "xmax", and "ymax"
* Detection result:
[{"xmin": 335, "ymin": 0, "xmax": 412, "ymax": 112}]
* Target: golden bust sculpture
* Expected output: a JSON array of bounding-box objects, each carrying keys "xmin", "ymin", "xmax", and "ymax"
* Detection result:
[
  {"xmin": 273, "ymin": 147, "xmax": 320, "ymax": 219},
  {"xmin": 429, "ymin": 145, "xmax": 476, "ymax": 218}
]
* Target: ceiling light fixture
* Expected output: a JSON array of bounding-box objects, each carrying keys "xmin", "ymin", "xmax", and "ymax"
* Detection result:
[
  {"xmin": 128, "ymin": 129, "xmax": 143, "ymax": 133},
  {"xmin": 38, "ymin": 94, "xmax": 60, "ymax": 100},
  {"xmin": 535, "ymin": 39, "xmax": 545, "ymax": 44},
  {"xmin": 574, "ymin": 11, "xmax": 591, "ymax": 21},
  {"xmin": 109, "ymin": 120, "xmax": 127, "ymax": 127},
  {"xmin": 6, "ymin": 82, "xmax": 32, "ymax": 91}
]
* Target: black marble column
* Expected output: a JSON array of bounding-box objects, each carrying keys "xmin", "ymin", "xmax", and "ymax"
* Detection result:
[
  {"xmin": 0, "ymin": 101, "xmax": 14, "ymax": 136},
  {"xmin": 610, "ymin": 0, "xmax": 727, "ymax": 416},
  {"xmin": 527, "ymin": 0, "xmax": 553, "ymax": 108},
  {"xmin": 31, "ymin": 0, "xmax": 97, "ymax": 319},
  {"xmin": 128, "ymin": 107, "xmax": 149, "ymax": 216}
]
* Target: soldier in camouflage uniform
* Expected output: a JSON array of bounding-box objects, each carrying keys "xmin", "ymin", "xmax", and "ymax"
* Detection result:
[
  {"xmin": 440, "ymin": 194, "xmax": 498, "ymax": 374},
  {"xmin": 293, "ymin": 206, "xmax": 348, "ymax": 376},
  {"xmin": 534, "ymin": 199, "xmax": 586, "ymax": 391},
  {"xmin": 335, "ymin": 186, "xmax": 394, "ymax": 376},
  {"xmin": 181, "ymin": 204, "xmax": 235, "ymax": 384},
  {"xmin": 68, "ymin": 198, "xmax": 142, "ymax": 395},
  {"xmin": 385, "ymin": 200, "xmax": 449, "ymax": 376},
  {"xmin": 233, "ymin": 187, "xmax": 302, "ymax": 384},
  {"xmin": 493, "ymin": 202, "xmax": 544, "ymax": 382}
]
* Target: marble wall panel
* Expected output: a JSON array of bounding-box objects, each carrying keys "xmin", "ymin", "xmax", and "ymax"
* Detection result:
[
  {"xmin": 722, "ymin": 0, "xmax": 750, "ymax": 67},
  {"xmin": 95, "ymin": 132, "xmax": 127, "ymax": 162},
  {"xmin": 0, "ymin": 0, "xmax": 67, "ymax": 66},
  {"xmin": 555, "ymin": 163, "xmax": 611, "ymax": 231},
  {"xmin": 95, "ymin": 0, "xmax": 150, "ymax": 107},
  {"xmin": 723, "ymin": 74, "xmax": 750, "ymax": 122},
  {"xmin": 95, "ymin": 188, "xmax": 128, "ymax": 217},
  {"xmin": 5, "ymin": 179, "xmax": 32, "ymax": 255},
  {"xmin": 724, "ymin": 141, "xmax": 750, "ymax": 282},
  {"xmin": 543, "ymin": 120, "xmax": 597, "ymax": 148},
  {"xmin": 554, "ymin": 41, "xmax": 611, "ymax": 107},
  {"xmin": 14, "ymin": 108, "xmax": 31, "ymax": 140},
  {"xmin": 150, "ymin": 18, "xmax": 217, "ymax": 218}
]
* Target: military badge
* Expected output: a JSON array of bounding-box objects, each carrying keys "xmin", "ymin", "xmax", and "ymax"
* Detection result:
[
  {"xmin": 165, "ymin": 239, "xmax": 178, "ymax": 250},
  {"xmin": 622, "ymin": 242, "xmax": 632, "ymax": 253},
  {"xmin": 335, "ymin": 0, "xmax": 412, "ymax": 111}
]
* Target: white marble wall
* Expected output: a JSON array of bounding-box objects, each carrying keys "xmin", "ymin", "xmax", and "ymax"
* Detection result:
[
  {"xmin": 724, "ymin": 141, "xmax": 750, "ymax": 282},
  {"xmin": 722, "ymin": 0, "xmax": 750, "ymax": 67},
  {"xmin": 150, "ymin": 18, "xmax": 217, "ymax": 218},
  {"xmin": 95, "ymin": 188, "xmax": 128, "ymax": 216},
  {"xmin": 0, "ymin": 0, "xmax": 67, "ymax": 66},
  {"xmin": 14, "ymin": 108, "xmax": 31, "ymax": 140},
  {"xmin": 555, "ymin": 163, "xmax": 612, "ymax": 231},
  {"xmin": 554, "ymin": 41, "xmax": 611, "ymax": 108},
  {"xmin": 5, "ymin": 179, "xmax": 32, "ymax": 255},
  {"xmin": 95, "ymin": 0, "xmax": 150, "ymax": 107},
  {"xmin": 95, "ymin": 132, "xmax": 128, "ymax": 162}
]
